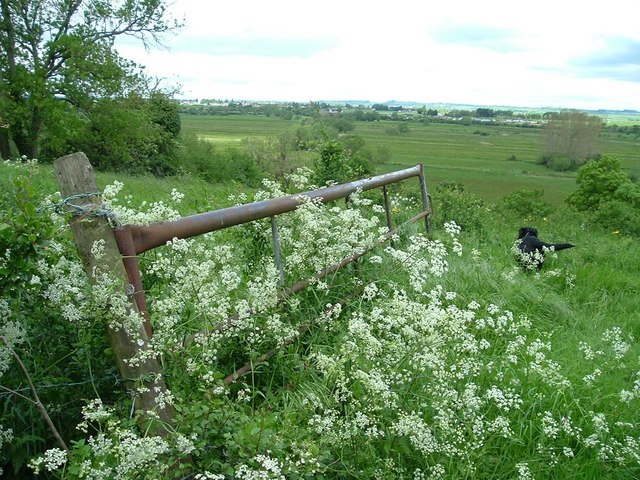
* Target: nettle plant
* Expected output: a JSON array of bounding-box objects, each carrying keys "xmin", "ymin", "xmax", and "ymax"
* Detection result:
[{"xmin": 2, "ymin": 161, "xmax": 639, "ymax": 479}]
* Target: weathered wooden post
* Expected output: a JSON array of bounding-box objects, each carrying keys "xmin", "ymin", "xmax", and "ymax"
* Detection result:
[{"xmin": 53, "ymin": 152, "xmax": 173, "ymax": 435}]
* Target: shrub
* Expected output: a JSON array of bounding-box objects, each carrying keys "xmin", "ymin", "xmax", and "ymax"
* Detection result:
[
  {"xmin": 567, "ymin": 156, "xmax": 640, "ymax": 236},
  {"xmin": 539, "ymin": 154, "xmax": 573, "ymax": 171},
  {"xmin": 39, "ymin": 94, "xmax": 182, "ymax": 177},
  {"xmin": 313, "ymin": 140, "xmax": 373, "ymax": 185},
  {"xmin": 567, "ymin": 156, "xmax": 639, "ymax": 210},
  {"xmin": 178, "ymin": 134, "xmax": 263, "ymax": 185},
  {"xmin": 500, "ymin": 188, "xmax": 552, "ymax": 219},
  {"xmin": 593, "ymin": 199, "xmax": 640, "ymax": 236},
  {"xmin": 433, "ymin": 182, "xmax": 488, "ymax": 232}
]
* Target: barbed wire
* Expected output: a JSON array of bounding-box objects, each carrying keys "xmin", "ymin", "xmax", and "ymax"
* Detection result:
[
  {"xmin": 38, "ymin": 191, "xmax": 121, "ymax": 227},
  {"xmin": 0, "ymin": 373, "xmax": 125, "ymax": 400}
]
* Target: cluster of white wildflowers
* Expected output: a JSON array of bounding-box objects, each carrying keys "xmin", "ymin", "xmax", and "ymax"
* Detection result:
[
  {"xmin": 136, "ymin": 177, "xmax": 399, "ymax": 388},
  {"xmin": 620, "ymin": 371, "xmax": 640, "ymax": 404},
  {"xmin": 2, "ymin": 303, "xmax": 35, "ymax": 480},
  {"xmin": 511, "ymin": 239, "xmax": 546, "ymax": 271},
  {"xmin": 602, "ymin": 326, "xmax": 632, "ymax": 362},
  {"xmin": 28, "ymin": 447, "xmax": 68, "ymax": 475},
  {"xmin": 232, "ymin": 446, "xmax": 321, "ymax": 480},
  {"xmin": 284, "ymin": 166, "xmax": 315, "ymax": 191},
  {"xmin": 2, "ymin": 156, "xmax": 39, "ymax": 168},
  {"xmin": 389, "ymin": 192, "xmax": 418, "ymax": 211},
  {"xmin": 278, "ymin": 193, "xmax": 381, "ymax": 275},
  {"xmin": 516, "ymin": 462, "xmax": 534, "ymax": 480},
  {"xmin": 195, "ymin": 472, "xmax": 225, "ymax": 480},
  {"xmin": 443, "ymin": 220, "xmax": 463, "ymax": 256},
  {"xmin": 146, "ymin": 238, "xmax": 246, "ymax": 343},
  {"xmin": 298, "ymin": 223, "xmax": 640, "ymax": 476},
  {"xmin": 231, "ymin": 175, "xmax": 390, "ymax": 281},
  {"xmin": 32, "ymin": 398, "xmax": 195, "ymax": 479},
  {"xmin": 308, "ymin": 281, "xmax": 539, "ymax": 471},
  {"xmin": 383, "ymin": 230, "xmax": 454, "ymax": 293},
  {"xmin": 32, "ymin": 182, "xmax": 173, "ymax": 335},
  {"xmin": 92, "ymin": 264, "xmax": 148, "ymax": 337},
  {"xmin": 101, "ymin": 180, "xmax": 183, "ymax": 225},
  {"xmin": 0, "ymin": 300, "xmax": 25, "ymax": 375},
  {"xmin": 37, "ymin": 254, "xmax": 91, "ymax": 323},
  {"xmin": 144, "ymin": 232, "xmax": 287, "ymax": 379},
  {"xmin": 235, "ymin": 453, "xmax": 285, "ymax": 480},
  {"xmin": 33, "ymin": 232, "xmax": 158, "ymax": 373},
  {"xmin": 0, "ymin": 424, "xmax": 14, "ymax": 476}
]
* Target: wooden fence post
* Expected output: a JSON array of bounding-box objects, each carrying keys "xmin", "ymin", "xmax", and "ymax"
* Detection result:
[{"xmin": 53, "ymin": 152, "xmax": 173, "ymax": 435}]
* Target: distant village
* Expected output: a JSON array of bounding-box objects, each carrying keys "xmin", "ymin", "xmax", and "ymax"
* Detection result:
[{"xmin": 175, "ymin": 99, "xmax": 564, "ymax": 126}]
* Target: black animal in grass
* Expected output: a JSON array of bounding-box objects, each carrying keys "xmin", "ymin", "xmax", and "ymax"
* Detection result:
[{"xmin": 515, "ymin": 227, "xmax": 575, "ymax": 271}]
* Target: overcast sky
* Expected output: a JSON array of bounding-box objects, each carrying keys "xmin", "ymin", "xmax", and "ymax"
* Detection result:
[{"xmin": 116, "ymin": 0, "xmax": 640, "ymax": 110}]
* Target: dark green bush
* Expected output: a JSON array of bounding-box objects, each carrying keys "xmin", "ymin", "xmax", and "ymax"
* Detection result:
[
  {"xmin": 500, "ymin": 188, "xmax": 552, "ymax": 219},
  {"xmin": 593, "ymin": 200, "xmax": 640, "ymax": 236},
  {"xmin": 313, "ymin": 140, "xmax": 373, "ymax": 185},
  {"xmin": 178, "ymin": 134, "xmax": 263, "ymax": 185},
  {"xmin": 567, "ymin": 156, "xmax": 640, "ymax": 236},
  {"xmin": 40, "ymin": 94, "xmax": 182, "ymax": 177},
  {"xmin": 433, "ymin": 182, "xmax": 488, "ymax": 232}
]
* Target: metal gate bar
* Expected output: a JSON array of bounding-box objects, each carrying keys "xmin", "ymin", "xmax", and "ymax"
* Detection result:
[
  {"xmin": 115, "ymin": 164, "xmax": 432, "ymax": 336},
  {"xmin": 128, "ymin": 164, "xmax": 427, "ymax": 255}
]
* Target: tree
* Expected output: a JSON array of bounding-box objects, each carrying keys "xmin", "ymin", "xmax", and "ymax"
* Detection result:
[
  {"xmin": 543, "ymin": 110, "xmax": 602, "ymax": 170},
  {"xmin": 69, "ymin": 92, "xmax": 181, "ymax": 175},
  {"xmin": 0, "ymin": 0, "xmax": 179, "ymax": 160},
  {"xmin": 243, "ymin": 131, "xmax": 301, "ymax": 186},
  {"xmin": 567, "ymin": 156, "xmax": 639, "ymax": 211},
  {"xmin": 476, "ymin": 108, "xmax": 495, "ymax": 118},
  {"xmin": 567, "ymin": 156, "xmax": 640, "ymax": 235}
]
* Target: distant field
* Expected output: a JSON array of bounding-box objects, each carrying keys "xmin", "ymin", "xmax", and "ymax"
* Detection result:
[
  {"xmin": 601, "ymin": 112, "xmax": 640, "ymax": 126},
  {"xmin": 181, "ymin": 114, "xmax": 640, "ymax": 205},
  {"xmin": 182, "ymin": 115, "xmax": 298, "ymax": 146}
]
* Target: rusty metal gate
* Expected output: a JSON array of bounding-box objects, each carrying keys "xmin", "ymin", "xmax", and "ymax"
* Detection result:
[
  {"xmin": 112, "ymin": 163, "xmax": 433, "ymax": 338},
  {"xmin": 54, "ymin": 153, "xmax": 433, "ymax": 411}
]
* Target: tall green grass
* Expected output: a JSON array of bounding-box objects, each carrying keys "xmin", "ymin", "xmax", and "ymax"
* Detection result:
[{"xmin": 2, "ymin": 158, "xmax": 639, "ymax": 478}]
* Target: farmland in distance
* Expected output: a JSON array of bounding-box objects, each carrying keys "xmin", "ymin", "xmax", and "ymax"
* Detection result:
[{"xmin": 181, "ymin": 114, "xmax": 640, "ymax": 205}]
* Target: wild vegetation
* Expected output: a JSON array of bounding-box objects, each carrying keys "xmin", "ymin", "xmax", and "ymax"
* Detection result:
[
  {"xmin": 2, "ymin": 2, "xmax": 640, "ymax": 478},
  {"xmin": 1, "ymin": 151, "xmax": 639, "ymax": 478},
  {"xmin": 0, "ymin": 0, "xmax": 181, "ymax": 172}
]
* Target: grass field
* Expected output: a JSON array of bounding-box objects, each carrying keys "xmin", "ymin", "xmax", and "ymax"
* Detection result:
[
  {"xmin": 181, "ymin": 114, "xmax": 640, "ymax": 205},
  {"xmin": 601, "ymin": 111, "xmax": 640, "ymax": 126},
  {"xmin": 182, "ymin": 115, "xmax": 298, "ymax": 146},
  {"xmin": 3, "ymin": 157, "xmax": 639, "ymax": 478}
]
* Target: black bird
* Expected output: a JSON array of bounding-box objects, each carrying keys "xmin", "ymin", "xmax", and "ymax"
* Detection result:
[{"xmin": 516, "ymin": 227, "xmax": 575, "ymax": 270}]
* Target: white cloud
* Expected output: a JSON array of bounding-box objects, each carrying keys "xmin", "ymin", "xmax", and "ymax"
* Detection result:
[{"xmin": 117, "ymin": 0, "xmax": 640, "ymax": 109}]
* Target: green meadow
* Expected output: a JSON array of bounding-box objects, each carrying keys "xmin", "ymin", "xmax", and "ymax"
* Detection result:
[
  {"xmin": 2, "ymin": 155, "xmax": 639, "ymax": 479},
  {"xmin": 4, "ymin": 0, "xmax": 640, "ymax": 475},
  {"xmin": 181, "ymin": 114, "xmax": 640, "ymax": 205},
  {"xmin": 2, "ymin": 112, "xmax": 639, "ymax": 479},
  {"xmin": 182, "ymin": 115, "xmax": 298, "ymax": 145}
]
